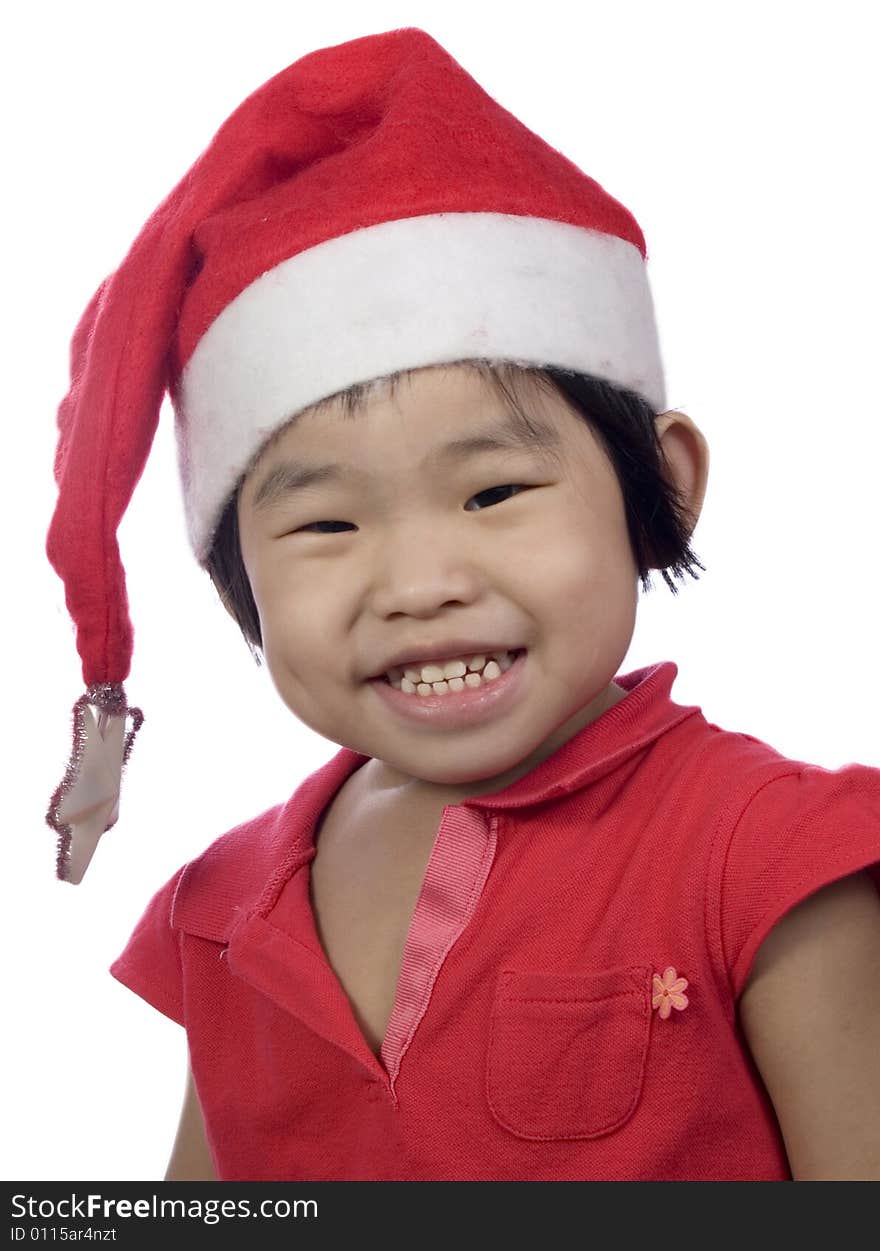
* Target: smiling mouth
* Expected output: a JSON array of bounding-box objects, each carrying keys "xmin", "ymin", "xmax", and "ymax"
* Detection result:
[{"xmin": 379, "ymin": 648, "xmax": 526, "ymax": 692}]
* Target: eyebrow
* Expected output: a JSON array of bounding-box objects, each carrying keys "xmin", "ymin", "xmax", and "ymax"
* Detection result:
[{"xmin": 250, "ymin": 407, "xmax": 564, "ymax": 515}]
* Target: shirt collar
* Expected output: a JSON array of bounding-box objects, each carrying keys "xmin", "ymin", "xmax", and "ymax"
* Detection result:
[{"xmin": 465, "ymin": 659, "xmax": 700, "ymax": 807}]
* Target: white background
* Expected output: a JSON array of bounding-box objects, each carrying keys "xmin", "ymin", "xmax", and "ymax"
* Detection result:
[{"xmin": 4, "ymin": 0, "xmax": 877, "ymax": 1180}]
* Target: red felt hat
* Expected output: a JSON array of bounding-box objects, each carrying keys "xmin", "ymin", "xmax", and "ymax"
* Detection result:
[{"xmin": 45, "ymin": 26, "xmax": 667, "ymax": 882}]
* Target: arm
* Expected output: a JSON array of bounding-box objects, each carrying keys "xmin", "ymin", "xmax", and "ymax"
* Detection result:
[
  {"xmin": 164, "ymin": 1058, "xmax": 217, "ymax": 1181},
  {"xmin": 738, "ymin": 868, "xmax": 880, "ymax": 1180}
]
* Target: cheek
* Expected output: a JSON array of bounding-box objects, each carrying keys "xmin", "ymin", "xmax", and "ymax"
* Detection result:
[
  {"xmin": 251, "ymin": 556, "xmax": 352, "ymax": 655},
  {"xmin": 517, "ymin": 502, "xmax": 638, "ymax": 629},
  {"xmin": 248, "ymin": 548, "xmax": 307, "ymax": 614},
  {"xmin": 521, "ymin": 499, "xmax": 629, "ymax": 582}
]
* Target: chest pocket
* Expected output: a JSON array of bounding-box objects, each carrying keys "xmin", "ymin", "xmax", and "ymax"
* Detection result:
[{"xmin": 486, "ymin": 966, "xmax": 653, "ymax": 1141}]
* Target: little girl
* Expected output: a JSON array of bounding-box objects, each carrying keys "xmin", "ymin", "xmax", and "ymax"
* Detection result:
[{"xmin": 45, "ymin": 28, "xmax": 880, "ymax": 1181}]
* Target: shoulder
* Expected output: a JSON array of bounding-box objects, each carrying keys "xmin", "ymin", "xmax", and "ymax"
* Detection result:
[
  {"xmin": 170, "ymin": 797, "xmax": 299, "ymax": 941},
  {"xmin": 709, "ymin": 751, "xmax": 880, "ymax": 998},
  {"xmin": 739, "ymin": 868, "xmax": 880, "ymax": 1179},
  {"xmin": 166, "ymin": 749, "xmax": 366, "ymax": 941}
]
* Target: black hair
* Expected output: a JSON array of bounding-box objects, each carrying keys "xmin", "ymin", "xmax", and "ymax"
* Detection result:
[{"xmin": 204, "ymin": 361, "xmax": 705, "ymax": 666}]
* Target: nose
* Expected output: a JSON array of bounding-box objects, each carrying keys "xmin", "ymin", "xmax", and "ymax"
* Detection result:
[{"xmin": 368, "ymin": 518, "xmax": 484, "ymax": 619}]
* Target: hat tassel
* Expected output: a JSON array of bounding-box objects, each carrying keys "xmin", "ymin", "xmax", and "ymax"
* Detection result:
[{"xmin": 45, "ymin": 685, "xmax": 144, "ymax": 884}]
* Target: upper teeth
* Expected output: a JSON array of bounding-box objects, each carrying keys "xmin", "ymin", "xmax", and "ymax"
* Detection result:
[{"xmin": 386, "ymin": 651, "xmax": 516, "ymax": 684}]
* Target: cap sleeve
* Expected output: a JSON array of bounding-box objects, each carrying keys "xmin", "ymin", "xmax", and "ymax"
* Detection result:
[
  {"xmin": 109, "ymin": 865, "xmax": 187, "ymax": 1026},
  {"xmin": 716, "ymin": 762, "xmax": 880, "ymax": 1001}
]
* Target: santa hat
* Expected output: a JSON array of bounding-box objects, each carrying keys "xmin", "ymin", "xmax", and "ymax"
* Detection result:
[{"xmin": 45, "ymin": 26, "xmax": 666, "ymax": 883}]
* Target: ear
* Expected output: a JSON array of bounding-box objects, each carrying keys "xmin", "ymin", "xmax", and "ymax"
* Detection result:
[{"xmin": 653, "ymin": 410, "xmax": 710, "ymax": 534}]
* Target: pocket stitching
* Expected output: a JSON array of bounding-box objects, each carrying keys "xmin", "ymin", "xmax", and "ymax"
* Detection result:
[{"xmin": 486, "ymin": 974, "xmax": 652, "ymax": 1142}]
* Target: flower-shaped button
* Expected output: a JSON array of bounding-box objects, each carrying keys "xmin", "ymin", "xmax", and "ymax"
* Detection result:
[{"xmin": 652, "ymin": 967, "xmax": 689, "ymax": 1019}]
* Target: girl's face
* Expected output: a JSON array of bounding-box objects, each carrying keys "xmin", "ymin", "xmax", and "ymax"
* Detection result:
[{"xmin": 237, "ymin": 365, "xmax": 639, "ymax": 804}]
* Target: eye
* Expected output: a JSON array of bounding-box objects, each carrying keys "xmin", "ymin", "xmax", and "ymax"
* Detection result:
[
  {"xmin": 295, "ymin": 520, "xmax": 355, "ymax": 534},
  {"xmin": 465, "ymin": 483, "xmax": 530, "ymax": 511}
]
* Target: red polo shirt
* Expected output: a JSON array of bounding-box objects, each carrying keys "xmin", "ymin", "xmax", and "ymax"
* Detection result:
[{"xmin": 110, "ymin": 660, "xmax": 880, "ymax": 1180}]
